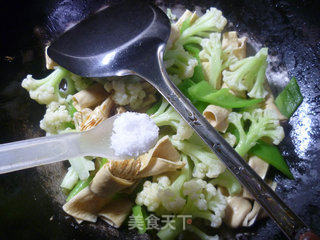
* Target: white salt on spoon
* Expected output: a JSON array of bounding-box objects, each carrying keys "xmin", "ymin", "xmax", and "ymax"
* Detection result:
[{"xmin": 110, "ymin": 112, "xmax": 159, "ymax": 158}]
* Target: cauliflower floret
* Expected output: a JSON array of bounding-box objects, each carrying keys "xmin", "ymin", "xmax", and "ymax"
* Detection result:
[
  {"xmin": 151, "ymin": 99, "xmax": 193, "ymax": 141},
  {"xmin": 247, "ymin": 60, "xmax": 268, "ymax": 99},
  {"xmin": 40, "ymin": 101, "xmax": 73, "ymax": 135},
  {"xmin": 164, "ymin": 44, "xmax": 198, "ymax": 80},
  {"xmin": 157, "ymin": 175, "xmax": 172, "ymax": 187},
  {"xmin": 223, "ymin": 132, "xmax": 237, "ymax": 147},
  {"xmin": 136, "ymin": 161, "xmax": 191, "ymax": 213},
  {"xmin": 182, "ymin": 179, "xmax": 227, "ymax": 228},
  {"xmin": 229, "ymin": 108, "xmax": 285, "ymax": 156},
  {"xmin": 171, "ymin": 139, "xmax": 226, "ymax": 178},
  {"xmin": 22, "ymin": 66, "xmax": 91, "ymax": 105},
  {"xmin": 136, "ymin": 176, "xmax": 171, "ymax": 212},
  {"xmin": 199, "ymin": 33, "xmax": 223, "ymax": 89},
  {"xmin": 183, "ymin": 179, "xmax": 208, "ymax": 210},
  {"xmin": 177, "ymin": 7, "xmax": 227, "ymax": 46},
  {"xmin": 70, "ymin": 74, "xmax": 93, "ymax": 92},
  {"xmin": 243, "ymin": 109, "xmax": 285, "ymax": 145},
  {"xmin": 22, "ymin": 67, "xmax": 76, "ymax": 105},
  {"xmin": 136, "ymin": 181, "xmax": 161, "ymax": 212},
  {"xmin": 183, "ymin": 178, "xmax": 206, "ymax": 198},
  {"xmin": 60, "ymin": 167, "xmax": 79, "ymax": 190},
  {"xmin": 222, "ymin": 48, "xmax": 268, "ymax": 99},
  {"xmin": 104, "ymin": 78, "xmax": 147, "ymax": 110},
  {"xmin": 157, "ymin": 177, "xmax": 227, "ymax": 240},
  {"xmin": 68, "ymin": 156, "xmax": 95, "ymax": 181},
  {"xmin": 192, "ymin": 161, "xmax": 207, "ymax": 179},
  {"xmin": 158, "ymin": 188, "xmax": 186, "ymax": 212}
]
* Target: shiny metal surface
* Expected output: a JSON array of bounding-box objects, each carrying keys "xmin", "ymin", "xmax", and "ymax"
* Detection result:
[
  {"xmin": 47, "ymin": 1, "xmax": 314, "ymax": 239},
  {"xmin": 48, "ymin": 0, "xmax": 170, "ymax": 78}
]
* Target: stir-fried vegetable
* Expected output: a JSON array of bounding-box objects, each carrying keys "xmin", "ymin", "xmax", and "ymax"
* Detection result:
[
  {"xmin": 184, "ymin": 44, "xmax": 206, "ymax": 83},
  {"xmin": 171, "ymin": 138, "xmax": 225, "ymax": 179},
  {"xmin": 222, "ymin": 48, "xmax": 268, "ymax": 98},
  {"xmin": 132, "ymin": 205, "xmax": 147, "ymax": 234},
  {"xmin": 66, "ymin": 174, "xmax": 94, "ymax": 202},
  {"xmin": 146, "ymin": 100, "xmax": 162, "ymax": 115},
  {"xmin": 158, "ymin": 179, "xmax": 226, "ymax": 240},
  {"xmin": 21, "ymin": 66, "xmax": 90, "ymax": 105},
  {"xmin": 66, "ymin": 100, "xmax": 77, "ymax": 117},
  {"xmin": 60, "ymin": 167, "xmax": 79, "ymax": 191},
  {"xmin": 199, "ymin": 33, "xmax": 223, "ymax": 89},
  {"xmin": 198, "ymin": 88, "xmax": 262, "ymax": 108},
  {"xmin": 20, "ymin": 6, "xmax": 306, "ymax": 240},
  {"xmin": 275, "ymin": 77, "xmax": 303, "ymax": 118},
  {"xmin": 188, "ymin": 81, "xmax": 263, "ymax": 109},
  {"xmin": 229, "ymin": 109, "xmax": 284, "ymax": 157},
  {"xmin": 210, "ymin": 170, "xmax": 241, "ymax": 196},
  {"xmin": 151, "ymin": 98, "xmax": 193, "ymax": 140},
  {"xmin": 176, "ymin": 8, "xmax": 227, "ymax": 46},
  {"xmin": 164, "ymin": 45, "xmax": 198, "ymax": 79},
  {"xmin": 249, "ymin": 140, "xmax": 293, "ymax": 178},
  {"xmin": 177, "ymin": 78, "xmax": 195, "ymax": 98}
]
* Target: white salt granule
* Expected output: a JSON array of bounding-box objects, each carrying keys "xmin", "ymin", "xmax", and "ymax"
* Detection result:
[{"xmin": 111, "ymin": 112, "xmax": 159, "ymax": 158}]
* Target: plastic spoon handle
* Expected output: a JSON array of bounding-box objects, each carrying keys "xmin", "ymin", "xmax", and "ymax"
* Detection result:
[
  {"xmin": 0, "ymin": 115, "xmax": 119, "ymax": 174},
  {"xmin": 0, "ymin": 132, "xmax": 82, "ymax": 174}
]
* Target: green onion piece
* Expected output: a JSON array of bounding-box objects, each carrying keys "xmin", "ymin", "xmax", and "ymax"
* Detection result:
[
  {"xmin": 249, "ymin": 140, "xmax": 293, "ymax": 179},
  {"xmin": 97, "ymin": 158, "xmax": 108, "ymax": 169},
  {"xmin": 66, "ymin": 175, "xmax": 94, "ymax": 201},
  {"xmin": 61, "ymin": 99, "xmax": 77, "ymax": 129},
  {"xmin": 64, "ymin": 121, "xmax": 75, "ymax": 129},
  {"xmin": 180, "ymin": 18, "xmax": 191, "ymax": 34},
  {"xmin": 66, "ymin": 100, "xmax": 77, "ymax": 117},
  {"xmin": 275, "ymin": 77, "xmax": 303, "ymax": 118},
  {"xmin": 132, "ymin": 205, "xmax": 147, "ymax": 234},
  {"xmin": 210, "ymin": 170, "xmax": 241, "ymax": 196},
  {"xmin": 146, "ymin": 101, "xmax": 162, "ymax": 115}
]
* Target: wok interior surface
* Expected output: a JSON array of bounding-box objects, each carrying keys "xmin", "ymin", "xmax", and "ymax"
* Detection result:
[{"xmin": 0, "ymin": 0, "xmax": 319, "ymax": 239}]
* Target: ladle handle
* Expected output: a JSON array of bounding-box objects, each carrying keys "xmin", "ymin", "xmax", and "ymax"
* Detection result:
[
  {"xmin": 0, "ymin": 133, "xmax": 81, "ymax": 174},
  {"xmin": 138, "ymin": 44, "xmax": 312, "ymax": 239}
]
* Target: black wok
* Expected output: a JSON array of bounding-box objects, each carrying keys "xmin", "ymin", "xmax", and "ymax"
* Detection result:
[{"xmin": 0, "ymin": 0, "xmax": 319, "ymax": 239}]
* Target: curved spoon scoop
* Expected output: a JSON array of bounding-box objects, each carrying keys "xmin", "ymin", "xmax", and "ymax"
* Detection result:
[{"xmin": 48, "ymin": 0, "xmax": 170, "ymax": 78}]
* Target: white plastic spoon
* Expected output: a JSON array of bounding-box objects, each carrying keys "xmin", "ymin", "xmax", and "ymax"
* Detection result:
[{"xmin": 0, "ymin": 115, "xmax": 119, "ymax": 174}]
